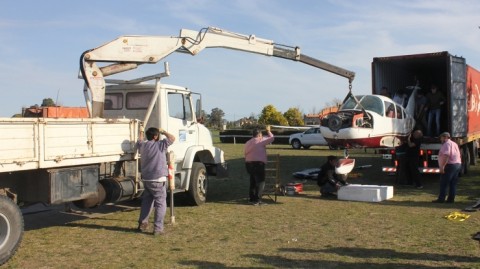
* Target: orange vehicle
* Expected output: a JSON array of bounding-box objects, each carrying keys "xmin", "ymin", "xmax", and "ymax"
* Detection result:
[{"xmin": 22, "ymin": 106, "xmax": 89, "ymax": 118}]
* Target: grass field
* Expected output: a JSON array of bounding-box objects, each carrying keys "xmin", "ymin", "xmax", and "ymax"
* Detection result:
[{"xmin": 5, "ymin": 143, "xmax": 480, "ymax": 268}]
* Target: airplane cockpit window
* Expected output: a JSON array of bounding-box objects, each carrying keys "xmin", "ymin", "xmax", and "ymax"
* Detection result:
[
  {"xmin": 340, "ymin": 95, "xmax": 383, "ymax": 115},
  {"xmin": 358, "ymin": 96, "xmax": 383, "ymax": 115},
  {"xmin": 340, "ymin": 95, "xmax": 362, "ymax": 110},
  {"xmin": 395, "ymin": 104, "xmax": 403, "ymax": 119},
  {"xmin": 385, "ymin": 101, "xmax": 395, "ymax": 118}
]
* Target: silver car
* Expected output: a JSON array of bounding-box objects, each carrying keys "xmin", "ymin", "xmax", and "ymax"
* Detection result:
[{"xmin": 288, "ymin": 127, "xmax": 329, "ymax": 149}]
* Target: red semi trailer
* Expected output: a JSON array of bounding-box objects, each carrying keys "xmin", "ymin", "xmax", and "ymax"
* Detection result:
[{"xmin": 374, "ymin": 51, "xmax": 480, "ymax": 175}]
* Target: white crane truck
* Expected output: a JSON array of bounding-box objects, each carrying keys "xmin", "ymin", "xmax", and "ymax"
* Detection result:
[{"xmin": 0, "ymin": 27, "xmax": 355, "ymax": 264}]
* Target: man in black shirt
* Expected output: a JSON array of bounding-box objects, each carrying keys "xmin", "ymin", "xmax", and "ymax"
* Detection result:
[{"xmin": 317, "ymin": 155, "xmax": 348, "ymax": 197}]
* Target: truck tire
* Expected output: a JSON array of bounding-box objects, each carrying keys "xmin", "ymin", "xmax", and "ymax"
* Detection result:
[
  {"xmin": 0, "ymin": 195, "xmax": 23, "ymax": 265},
  {"xmin": 188, "ymin": 162, "xmax": 208, "ymax": 206}
]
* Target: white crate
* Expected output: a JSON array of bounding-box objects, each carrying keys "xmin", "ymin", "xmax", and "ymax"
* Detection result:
[{"xmin": 338, "ymin": 184, "xmax": 394, "ymax": 202}]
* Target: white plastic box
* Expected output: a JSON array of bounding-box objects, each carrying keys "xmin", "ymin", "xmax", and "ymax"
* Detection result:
[{"xmin": 338, "ymin": 184, "xmax": 394, "ymax": 202}]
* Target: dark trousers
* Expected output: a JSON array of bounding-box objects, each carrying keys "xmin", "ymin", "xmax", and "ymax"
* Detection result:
[
  {"xmin": 437, "ymin": 163, "xmax": 461, "ymax": 202},
  {"xmin": 427, "ymin": 108, "xmax": 441, "ymax": 137},
  {"xmin": 406, "ymin": 156, "xmax": 422, "ymax": 187},
  {"xmin": 245, "ymin": 162, "xmax": 265, "ymax": 202}
]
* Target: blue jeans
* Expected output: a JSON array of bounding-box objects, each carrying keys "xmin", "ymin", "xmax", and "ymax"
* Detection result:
[
  {"xmin": 437, "ymin": 163, "xmax": 461, "ymax": 202},
  {"xmin": 427, "ymin": 108, "xmax": 441, "ymax": 137},
  {"xmin": 138, "ymin": 181, "xmax": 167, "ymax": 232}
]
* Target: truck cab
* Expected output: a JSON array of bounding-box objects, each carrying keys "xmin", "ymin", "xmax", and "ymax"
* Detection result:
[{"xmin": 103, "ymin": 79, "xmax": 227, "ymax": 205}]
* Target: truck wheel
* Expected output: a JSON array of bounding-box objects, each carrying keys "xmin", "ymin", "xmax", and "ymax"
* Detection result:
[
  {"xmin": 0, "ymin": 195, "xmax": 23, "ymax": 265},
  {"xmin": 291, "ymin": 139, "xmax": 302, "ymax": 149},
  {"xmin": 188, "ymin": 162, "xmax": 208, "ymax": 206}
]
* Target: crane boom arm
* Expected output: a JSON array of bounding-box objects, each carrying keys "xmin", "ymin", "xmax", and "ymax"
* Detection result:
[{"xmin": 80, "ymin": 27, "xmax": 355, "ymax": 117}]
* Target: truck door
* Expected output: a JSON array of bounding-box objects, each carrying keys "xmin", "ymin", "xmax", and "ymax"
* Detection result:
[
  {"xmin": 450, "ymin": 56, "xmax": 467, "ymax": 137},
  {"xmin": 166, "ymin": 92, "xmax": 198, "ymax": 160}
]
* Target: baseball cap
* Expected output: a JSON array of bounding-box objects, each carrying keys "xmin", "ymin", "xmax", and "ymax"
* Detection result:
[{"xmin": 439, "ymin": 132, "xmax": 450, "ymax": 138}]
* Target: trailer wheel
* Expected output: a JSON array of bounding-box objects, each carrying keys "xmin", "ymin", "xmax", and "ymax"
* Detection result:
[
  {"xmin": 460, "ymin": 146, "xmax": 470, "ymax": 176},
  {"xmin": 0, "ymin": 195, "xmax": 23, "ymax": 265},
  {"xmin": 468, "ymin": 141, "xmax": 477, "ymax": 165},
  {"xmin": 188, "ymin": 162, "xmax": 208, "ymax": 206}
]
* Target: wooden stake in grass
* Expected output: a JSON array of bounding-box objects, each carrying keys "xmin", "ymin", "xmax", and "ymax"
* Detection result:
[{"xmin": 167, "ymin": 151, "xmax": 176, "ymax": 224}]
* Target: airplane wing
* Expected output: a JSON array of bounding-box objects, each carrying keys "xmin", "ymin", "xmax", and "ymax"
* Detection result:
[{"xmin": 270, "ymin": 125, "xmax": 313, "ymax": 130}]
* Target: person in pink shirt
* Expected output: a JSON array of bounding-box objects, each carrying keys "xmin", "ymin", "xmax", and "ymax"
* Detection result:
[
  {"xmin": 432, "ymin": 132, "xmax": 462, "ymax": 203},
  {"xmin": 244, "ymin": 125, "xmax": 274, "ymax": 205}
]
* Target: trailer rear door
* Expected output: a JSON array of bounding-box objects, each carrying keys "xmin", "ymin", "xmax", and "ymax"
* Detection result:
[{"xmin": 450, "ymin": 56, "xmax": 467, "ymax": 138}]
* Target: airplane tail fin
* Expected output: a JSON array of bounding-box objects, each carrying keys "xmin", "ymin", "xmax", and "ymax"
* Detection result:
[{"xmin": 405, "ymin": 88, "xmax": 418, "ymax": 117}]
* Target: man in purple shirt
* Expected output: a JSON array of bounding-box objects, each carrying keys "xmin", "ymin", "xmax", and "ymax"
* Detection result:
[
  {"xmin": 244, "ymin": 125, "xmax": 274, "ymax": 205},
  {"xmin": 432, "ymin": 132, "xmax": 461, "ymax": 203},
  {"xmin": 136, "ymin": 127, "xmax": 175, "ymax": 235}
]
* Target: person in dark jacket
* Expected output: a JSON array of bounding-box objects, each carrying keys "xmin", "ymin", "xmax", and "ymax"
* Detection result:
[
  {"xmin": 404, "ymin": 129, "xmax": 424, "ymax": 189},
  {"xmin": 317, "ymin": 155, "xmax": 348, "ymax": 197}
]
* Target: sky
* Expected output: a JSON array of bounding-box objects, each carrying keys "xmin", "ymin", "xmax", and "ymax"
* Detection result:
[{"xmin": 1, "ymin": 0, "xmax": 480, "ymax": 121}]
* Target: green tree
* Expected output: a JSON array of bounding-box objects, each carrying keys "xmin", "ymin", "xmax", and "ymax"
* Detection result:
[
  {"xmin": 258, "ymin": 104, "xmax": 288, "ymax": 126},
  {"xmin": 283, "ymin": 107, "xmax": 304, "ymax": 126},
  {"xmin": 209, "ymin": 107, "xmax": 225, "ymax": 128},
  {"xmin": 41, "ymin": 98, "xmax": 56, "ymax": 107}
]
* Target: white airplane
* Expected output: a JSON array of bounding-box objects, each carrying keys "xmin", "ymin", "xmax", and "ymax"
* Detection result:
[{"xmin": 319, "ymin": 87, "xmax": 418, "ymax": 148}]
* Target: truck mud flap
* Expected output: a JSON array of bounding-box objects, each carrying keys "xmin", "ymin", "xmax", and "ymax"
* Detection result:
[{"xmin": 205, "ymin": 162, "xmax": 228, "ymax": 178}]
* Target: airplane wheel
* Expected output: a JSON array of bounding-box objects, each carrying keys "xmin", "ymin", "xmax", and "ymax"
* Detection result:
[{"xmin": 328, "ymin": 115, "xmax": 342, "ymax": 131}]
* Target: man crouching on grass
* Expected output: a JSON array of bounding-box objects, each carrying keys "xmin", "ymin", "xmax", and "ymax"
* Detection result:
[{"xmin": 317, "ymin": 155, "xmax": 348, "ymax": 198}]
